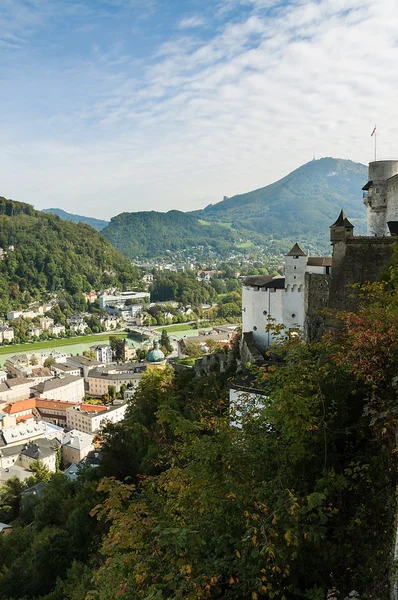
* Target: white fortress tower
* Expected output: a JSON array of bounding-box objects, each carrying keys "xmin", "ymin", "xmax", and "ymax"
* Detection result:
[
  {"xmin": 241, "ymin": 244, "xmax": 331, "ymax": 350},
  {"xmin": 363, "ymin": 160, "xmax": 398, "ymax": 236}
]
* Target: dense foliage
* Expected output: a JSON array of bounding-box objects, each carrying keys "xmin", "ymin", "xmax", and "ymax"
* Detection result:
[
  {"xmin": 1, "ymin": 251, "xmax": 398, "ymax": 598},
  {"xmin": 0, "ymin": 197, "xmax": 141, "ymax": 314},
  {"xmin": 102, "ymin": 210, "xmax": 243, "ymax": 258}
]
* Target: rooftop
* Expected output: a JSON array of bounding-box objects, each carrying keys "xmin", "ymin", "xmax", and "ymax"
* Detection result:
[
  {"xmin": 33, "ymin": 375, "xmax": 82, "ymax": 393},
  {"xmin": 330, "ymin": 209, "xmax": 354, "ymax": 228},
  {"xmin": 286, "ymin": 243, "xmax": 307, "ymax": 257}
]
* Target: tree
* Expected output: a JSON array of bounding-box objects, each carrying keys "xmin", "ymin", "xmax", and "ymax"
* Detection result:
[
  {"xmin": 30, "ymin": 460, "xmax": 52, "ymax": 483},
  {"xmin": 29, "ymin": 354, "xmax": 39, "ymax": 366},
  {"xmin": 183, "ymin": 340, "xmax": 202, "ymax": 358},
  {"xmin": 108, "ymin": 385, "xmax": 117, "ymax": 404},
  {"xmin": 109, "ymin": 336, "xmax": 125, "ymax": 361},
  {"xmin": 83, "ymin": 350, "xmax": 96, "ymax": 360},
  {"xmin": 160, "ymin": 329, "xmax": 173, "ymax": 355},
  {"xmin": 44, "ymin": 357, "xmax": 55, "ymax": 368}
]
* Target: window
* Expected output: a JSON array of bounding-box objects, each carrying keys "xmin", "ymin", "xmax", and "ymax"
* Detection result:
[
  {"xmin": 294, "ymin": 266, "xmax": 296, "ymax": 269},
  {"xmin": 293, "ymin": 256, "xmax": 298, "ymax": 259},
  {"xmin": 292, "ymin": 313, "xmax": 296, "ymax": 318},
  {"xmin": 253, "ymin": 326, "xmax": 257, "ymax": 331},
  {"xmin": 263, "ymin": 310, "xmax": 267, "ymax": 315},
  {"xmin": 294, "ymin": 276, "xmax": 296, "ymax": 279}
]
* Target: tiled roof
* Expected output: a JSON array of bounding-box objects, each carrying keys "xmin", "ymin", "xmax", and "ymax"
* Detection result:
[
  {"xmin": 33, "ymin": 375, "xmax": 82, "ymax": 393},
  {"xmin": 16, "ymin": 413, "xmax": 34, "ymax": 423},
  {"xmin": 79, "ymin": 403, "xmax": 108, "ymax": 413},
  {"xmin": 307, "ymin": 257, "xmax": 333, "ymax": 267},
  {"xmin": 286, "ymin": 243, "xmax": 307, "ymax": 257},
  {"xmin": 3, "ymin": 398, "xmax": 37, "ymax": 414}
]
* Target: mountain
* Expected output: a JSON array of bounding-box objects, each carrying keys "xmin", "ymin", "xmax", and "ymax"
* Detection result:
[
  {"xmin": 193, "ymin": 157, "xmax": 368, "ymax": 242},
  {"xmin": 101, "ymin": 158, "xmax": 368, "ymax": 260},
  {"xmin": 0, "ymin": 196, "xmax": 140, "ymax": 314},
  {"xmin": 42, "ymin": 208, "xmax": 109, "ymax": 231},
  {"xmin": 101, "ymin": 210, "xmax": 248, "ymax": 258}
]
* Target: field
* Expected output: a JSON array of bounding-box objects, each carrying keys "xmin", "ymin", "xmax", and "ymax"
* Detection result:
[
  {"xmin": 0, "ymin": 332, "xmax": 128, "ymax": 356},
  {"xmin": 154, "ymin": 323, "xmax": 196, "ymax": 332}
]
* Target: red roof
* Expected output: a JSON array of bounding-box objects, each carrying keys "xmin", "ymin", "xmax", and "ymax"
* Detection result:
[
  {"xmin": 16, "ymin": 413, "xmax": 34, "ymax": 423},
  {"xmin": 79, "ymin": 403, "xmax": 107, "ymax": 413},
  {"xmin": 3, "ymin": 398, "xmax": 37, "ymax": 414}
]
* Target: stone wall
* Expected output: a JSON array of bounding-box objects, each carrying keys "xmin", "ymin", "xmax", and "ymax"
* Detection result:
[
  {"xmin": 304, "ymin": 272, "xmax": 330, "ymax": 342},
  {"xmin": 328, "ymin": 237, "xmax": 395, "ymax": 313}
]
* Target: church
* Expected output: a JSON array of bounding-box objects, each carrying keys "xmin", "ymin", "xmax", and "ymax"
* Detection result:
[{"xmin": 241, "ymin": 159, "xmax": 398, "ymax": 358}]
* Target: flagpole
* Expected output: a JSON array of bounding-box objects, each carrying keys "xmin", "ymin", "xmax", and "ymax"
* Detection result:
[{"xmin": 374, "ymin": 130, "xmax": 377, "ymax": 161}]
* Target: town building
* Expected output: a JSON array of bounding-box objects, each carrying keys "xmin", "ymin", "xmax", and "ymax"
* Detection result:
[
  {"xmin": 0, "ymin": 324, "xmax": 14, "ymax": 343},
  {"xmin": 27, "ymin": 326, "xmax": 43, "ymax": 338},
  {"xmin": 90, "ymin": 344, "xmax": 113, "ymax": 363},
  {"xmin": 48, "ymin": 324, "xmax": 65, "ymax": 336},
  {"xmin": 62, "ymin": 429, "xmax": 94, "ymax": 466},
  {"xmin": 39, "ymin": 317, "xmax": 54, "ymax": 330},
  {"xmin": 19, "ymin": 438, "xmax": 60, "ymax": 473},
  {"xmin": 66, "ymin": 401, "xmax": 128, "ymax": 434},
  {"xmin": 51, "ymin": 363, "xmax": 80, "ymax": 377},
  {"xmin": 0, "ymin": 378, "xmax": 34, "ymax": 405},
  {"xmin": 66, "ymin": 355, "xmax": 105, "ymax": 380},
  {"xmin": 87, "ymin": 363, "xmax": 144, "ymax": 396},
  {"xmin": 31, "ymin": 375, "xmax": 85, "ymax": 404}
]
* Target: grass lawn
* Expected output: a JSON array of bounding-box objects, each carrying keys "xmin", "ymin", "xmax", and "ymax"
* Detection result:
[
  {"xmin": 154, "ymin": 323, "xmax": 196, "ymax": 332},
  {"xmin": 0, "ymin": 332, "xmax": 128, "ymax": 356},
  {"xmin": 236, "ymin": 241, "xmax": 253, "ymax": 249}
]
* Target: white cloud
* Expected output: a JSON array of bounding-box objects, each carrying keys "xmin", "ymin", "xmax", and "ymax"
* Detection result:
[
  {"xmin": 1, "ymin": 0, "xmax": 398, "ymax": 219},
  {"xmin": 177, "ymin": 15, "xmax": 207, "ymax": 29}
]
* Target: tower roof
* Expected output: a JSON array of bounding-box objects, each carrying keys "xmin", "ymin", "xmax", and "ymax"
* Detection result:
[
  {"xmin": 330, "ymin": 209, "xmax": 354, "ymax": 228},
  {"xmin": 285, "ymin": 243, "xmax": 307, "ymax": 257},
  {"xmin": 147, "ymin": 341, "xmax": 165, "ymax": 364}
]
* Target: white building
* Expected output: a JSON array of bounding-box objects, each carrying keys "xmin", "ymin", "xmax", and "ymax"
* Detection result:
[
  {"xmin": 31, "ymin": 375, "xmax": 85, "ymax": 403},
  {"xmin": 87, "ymin": 365, "xmax": 143, "ymax": 397},
  {"xmin": 49, "ymin": 324, "xmax": 65, "ymax": 336},
  {"xmin": 66, "ymin": 401, "xmax": 128, "ymax": 434},
  {"xmin": 0, "ymin": 378, "xmax": 34, "ymax": 405},
  {"xmin": 242, "ymin": 244, "xmax": 331, "ymax": 349},
  {"xmin": 0, "ymin": 324, "xmax": 14, "ymax": 343},
  {"xmin": 6, "ymin": 311, "xmax": 22, "ymax": 321},
  {"xmin": 90, "ymin": 344, "xmax": 113, "ymax": 363},
  {"xmin": 99, "ymin": 291, "xmax": 150, "ymax": 310},
  {"xmin": 62, "ymin": 429, "xmax": 94, "ymax": 466},
  {"xmin": 39, "ymin": 317, "xmax": 54, "ymax": 330}
]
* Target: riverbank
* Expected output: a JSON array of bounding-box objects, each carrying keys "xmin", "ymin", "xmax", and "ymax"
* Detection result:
[{"xmin": 0, "ymin": 332, "xmax": 128, "ymax": 357}]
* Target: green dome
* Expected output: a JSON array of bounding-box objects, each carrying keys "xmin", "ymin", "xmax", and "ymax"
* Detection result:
[{"xmin": 147, "ymin": 341, "xmax": 165, "ymax": 363}]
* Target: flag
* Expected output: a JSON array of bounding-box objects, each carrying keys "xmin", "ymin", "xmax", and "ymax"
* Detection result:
[{"xmin": 371, "ymin": 126, "xmax": 376, "ymax": 137}]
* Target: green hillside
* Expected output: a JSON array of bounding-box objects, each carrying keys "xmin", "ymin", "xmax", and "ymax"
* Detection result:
[
  {"xmin": 42, "ymin": 208, "xmax": 109, "ymax": 231},
  {"xmin": 102, "ymin": 210, "xmax": 247, "ymax": 258},
  {"xmin": 0, "ymin": 197, "xmax": 140, "ymax": 314},
  {"xmin": 100, "ymin": 158, "xmax": 368, "ymax": 260},
  {"xmin": 194, "ymin": 157, "xmax": 368, "ymax": 241}
]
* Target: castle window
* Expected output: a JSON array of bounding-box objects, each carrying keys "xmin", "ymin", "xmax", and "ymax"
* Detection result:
[
  {"xmin": 291, "ymin": 313, "xmax": 296, "ymax": 318},
  {"xmin": 294, "ymin": 276, "xmax": 296, "ymax": 279},
  {"xmin": 376, "ymin": 188, "xmax": 379, "ymax": 193},
  {"xmin": 294, "ymin": 256, "xmax": 298, "ymax": 259},
  {"xmin": 253, "ymin": 326, "xmax": 257, "ymax": 331},
  {"xmin": 294, "ymin": 266, "xmax": 296, "ymax": 269},
  {"xmin": 263, "ymin": 310, "xmax": 267, "ymax": 315}
]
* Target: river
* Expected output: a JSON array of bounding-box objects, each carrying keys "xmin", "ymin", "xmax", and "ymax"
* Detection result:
[{"xmin": 0, "ymin": 328, "xmax": 208, "ymax": 368}]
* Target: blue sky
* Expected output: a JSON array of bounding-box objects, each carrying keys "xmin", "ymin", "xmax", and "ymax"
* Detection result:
[{"xmin": 1, "ymin": 0, "xmax": 398, "ymax": 219}]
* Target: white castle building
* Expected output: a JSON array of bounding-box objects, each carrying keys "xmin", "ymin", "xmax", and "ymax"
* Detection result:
[
  {"xmin": 362, "ymin": 160, "xmax": 398, "ymax": 236},
  {"xmin": 242, "ymin": 243, "xmax": 331, "ymax": 349}
]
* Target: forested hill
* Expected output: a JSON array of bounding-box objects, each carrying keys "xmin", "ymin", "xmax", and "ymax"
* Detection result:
[
  {"xmin": 193, "ymin": 157, "xmax": 368, "ymax": 239},
  {"xmin": 42, "ymin": 208, "xmax": 109, "ymax": 232},
  {"xmin": 0, "ymin": 196, "xmax": 141, "ymax": 314},
  {"xmin": 102, "ymin": 210, "xmax": 245, "ymax": 258}
]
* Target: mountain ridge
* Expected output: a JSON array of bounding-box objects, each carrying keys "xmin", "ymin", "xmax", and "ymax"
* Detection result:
[{"xmin": 42, "ymin": 208, "xmax": 109, "ymax": 231}]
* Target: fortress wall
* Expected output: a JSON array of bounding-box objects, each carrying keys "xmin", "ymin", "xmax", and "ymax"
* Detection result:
[
  {"xmin": 328, "ymin": 237, "xmax": 395, "ymax": 313},
  {"xmin": 304, "ymin": 272, "xmax": 330, "ymax": 342}
]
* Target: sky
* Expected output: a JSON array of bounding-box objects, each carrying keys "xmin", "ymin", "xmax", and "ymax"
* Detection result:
[{"xmin": 1, "ymin": 0, "xmax": 398, "ymax": 220}]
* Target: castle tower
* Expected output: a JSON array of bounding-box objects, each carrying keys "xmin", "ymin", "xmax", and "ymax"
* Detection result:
[
  {"xmin": 328, "ymin": 210, "xmax": 354, "ymax": 310},
  {"xmin": 284, "ymin": 243, "xmax": 307, "ymax": 288},
  {"xmin": 363, "ymin": 160, "xmax": 398, "ymax": 236}
]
